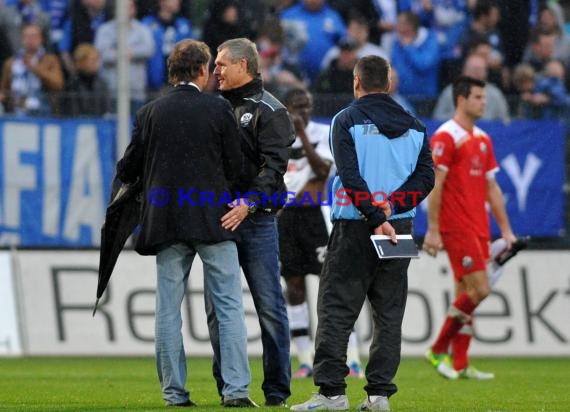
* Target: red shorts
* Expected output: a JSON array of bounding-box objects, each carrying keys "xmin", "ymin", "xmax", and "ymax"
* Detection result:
[{"xmin": 441, "ymin": 232, "xmax": 490, "ymax": 281}]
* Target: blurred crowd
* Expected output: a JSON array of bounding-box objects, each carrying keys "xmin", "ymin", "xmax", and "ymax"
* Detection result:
[{"xmin": 0, "ymin": 0, "xmax": 570, "ymax": 121}]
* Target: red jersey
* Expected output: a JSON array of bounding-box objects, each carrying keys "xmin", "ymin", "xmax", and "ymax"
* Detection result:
[{"xmin": 431, "ymin": 119, "xmax": 499, "ymax": 237}]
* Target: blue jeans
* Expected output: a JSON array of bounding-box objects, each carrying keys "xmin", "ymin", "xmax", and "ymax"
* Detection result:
[
  {"xmin": 155, "ymin": 241, "xmax": 250, "ymax": 405},
  {"xmin": 206, "ymin": 214, "xmax": 291, "ymax": 401}
]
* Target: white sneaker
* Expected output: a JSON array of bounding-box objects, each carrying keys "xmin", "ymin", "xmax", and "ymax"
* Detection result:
[
  {"xmin": 290, "ymin": 393, "xmax": 349, "ymax": 411},
  {"xmin": 357, "ymin": 396, "xmax": 390, "ymax": 411},
  {"xmin": 425, "ymin": 348, "xmax": 459, "ymax": 380},
  {"xmin": 459, "ymin": 366, "xmax": 495, "ymax": 380}
]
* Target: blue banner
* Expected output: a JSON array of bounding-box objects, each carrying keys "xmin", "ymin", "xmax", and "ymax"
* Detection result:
[
  {"xmin": 0, "ymin": 117, "xmax": 115, "ymax": 246},
  {"xmin": 412, "ymin": 120, "xmax": 566, "ymax": 237},
  {"xmin": 0, "ymin": 117, "xmax": 565, "ymax": 246}
]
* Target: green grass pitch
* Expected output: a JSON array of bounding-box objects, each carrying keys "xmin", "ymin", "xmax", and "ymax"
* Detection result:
[{"xmin": 0, "ymin": 357, "xmax": 569, "ymax": 411}]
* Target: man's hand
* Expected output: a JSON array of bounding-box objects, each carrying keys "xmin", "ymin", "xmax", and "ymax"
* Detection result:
[
  {"xmin": 501, "ymin": 231, "xmax": 517, "ymax": 250},
  {"xmin": 291, "ymin": 113, "xmax": 306, "ymax": 135},
  {"xmin": 423, "ymin": 228, "xmax": 443, "ymax": 257},
  {"xmin": 221, "ymin": 199, "xmax": 250, "ymax": 231},
  {"xmin": 374, "ymin": 221, "xmax": 397, "ymax": 243},
  {"xmin": 379, "ymin": 201, "xmax": 392, "ymax": 219}
]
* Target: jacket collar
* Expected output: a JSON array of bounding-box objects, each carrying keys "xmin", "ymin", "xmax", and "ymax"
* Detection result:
[
  {"xmin": 166, "ymin": 83, "xmax": 200, "ymax": 95},
  {"xmin": 221, "ymin": 76, "xmax": 263, "ymax": 105}
]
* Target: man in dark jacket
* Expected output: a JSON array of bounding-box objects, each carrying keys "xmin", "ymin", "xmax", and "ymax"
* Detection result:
[
  {"xmin": 207, "ymin": 37, "xmax": 295, "ymax": 407},
  {"xmin": 115, "ymin": 39, "xmax": 251, "ymax": 407},
  {"xmin": 291, "ymin": 55, "xmax": 435, "ymax": 411}
]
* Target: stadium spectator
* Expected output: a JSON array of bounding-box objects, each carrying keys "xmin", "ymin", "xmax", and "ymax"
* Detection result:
[
  {"xmin": 511, "ymin": 58, "xmax": 570, "ymax": 121},
  {"xmin": 58, "ymin": 0, "xmax": 114, "ymax": 75},
  {"xmin": 201, "ymin": 0, "xmax": 253, "ymax": 61},
  {"xmin": 463, "ymin": 35, "xmax": 505, "ymax": 91},
  {"xmin": 532, "ymin": 59, "xmax": 570, "ymax": 119},
  {"xmin": 115, "ymin": 38, "xmax": 252, "ymax": 407},
  {"xmin": 256, "ymin": 17, "xmax": 305, "ymax": 98},
  {"xmin": 433, "ymin": 53, "xmax": 510, "ymax": 122},
  {"xmin": 410, "ymin": 0, "xmax": 471, "ymax": 90},
  {"xmin": 291, "ymin": 55, "xmax": 434, "ymax": 412},
  {"xmin": 523, "ymin": 28, "xmax": 557, "ymax": 73},
  {"xmin": 320, "ymin": 12, "xmax": 388, "ymax": 70},
  {"xmin": 0, "ymin": 23, "xmax": 63, "ymax": 115},
  {"xmin": 424, "ymin": 75, "xmax": 517, "ymax": 381},
  {"xmin": 0, "ymin": 0, "xmax": 50, "ymax": 54},
  {"xmin": 536, "ymin": 3, "xmax": 570, "ymax": 64},
  {"xmin": 373, "ymin": 0, "xmax": 399, "ymax": 55},
  {"xmin": 328, "ymin": 0, "xmax": 387, "ymax": 44},
  {"xmin": 61, "ymin": 42, "xmax": 110, "ymax": 116},
  {"xmin": 512, "ymin": 63, "xmax": 541, "ymax": 118},
  {"xmin": 458, "ymin": 0, "xmax": 503, "ymax": 64},
  {"xmin": 279, "ymin": 0, "xmax": 346, "ymax": 84},
  {"xmin": 136, "ymin": 0, "xmax": 191, "ymax": 20},
  {"xmin": 207, "ymin": 37, "xmax": 294, "ymax": 408},
  {"xmin": 278, "ymin": 88, "xmax": 365, "ymax": 380},
  {"xmin": 390, "ymin": 11, "xmax": 440, "ymax": 99},
  {"xmin": 312, "ymin": 37, "xmax": 358, "ymax": 94},
  {"xmin": 389, "ymin": 66, "xmax": 416, "ymax": 116},
  {"xmin": 142, "ymin": 0, "xmax": 192, "ymax": 92},
  {"xmin": 234, "ymin": 0, "xmax": 271, "ymax": 40},
  {"xmin": 94, "ymin": 0, "xmax": 154, "ymax": 112}
]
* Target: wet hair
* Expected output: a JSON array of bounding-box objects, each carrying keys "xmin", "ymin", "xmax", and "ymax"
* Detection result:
[
  {"xmin": 354, "ymin": 55, "xmax": 391, "ymax": 92},
  {"xmin": 452, "ymin": 76, "xmax": 486, "ymax": 107},
  {"xmin": 218, "ymin": 38, "xmax": 259, "ymax": 76},
  {"xmin": 167, "ymin": 39, "xmax": 211, "ymax": 84}
]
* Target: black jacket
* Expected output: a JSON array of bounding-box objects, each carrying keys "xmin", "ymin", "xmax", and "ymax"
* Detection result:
[
  {"xmin": 62, "ymin": 73, "xmax": 110, "ymax": 116},
  {"xmin": 116, "ymin": 85, "xmax": 243, "ymax": 255},
  {"xmin": 221, "ymin": 77, "xmax": 295, "ymax": 209}
]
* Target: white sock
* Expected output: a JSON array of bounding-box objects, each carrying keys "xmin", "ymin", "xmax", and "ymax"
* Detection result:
[
  {"xmin": 368, "ymin": 395, "xmax": 386, "ymax": 402},
  {"xmin": 294, "ymin": 336, "xmax": 313, "ymax": 366},
  {"xmin": 287, "ymin": 302, "xmax": 313, "ymax": 366},
  {"xmin": 346, "ymin": 330, "xmax": 361, "ymax": 365},
  {"xmin": 287, "ymin": 302, "xmax": 310, "ymax": 330}
]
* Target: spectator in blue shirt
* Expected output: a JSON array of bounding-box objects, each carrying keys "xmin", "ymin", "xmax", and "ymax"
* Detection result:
[
  {"xmin": 58, "ymin": 0, "xmax": 113, "ymax": 75},
  {"xmin": 391, "ymin": 11, "xmax": 440, "ymax": 99},
  {"xmin": 410, "ymin": 0, "xmax": 470, "ymax": 88},
  {"xmin": 142, "ymin": 0, "xmax": 192, "ymax": 91},
  {"xmin": 533, "ymin": 59, "xmax": 570, "ymax": 119},
  {"xmin": 279, "ymin": 0, "xmax": 346, "ymax": 84}
]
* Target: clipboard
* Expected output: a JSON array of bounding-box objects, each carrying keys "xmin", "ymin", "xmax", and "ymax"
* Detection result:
[{"xmin": 370, "ymin": 234, "xmax": 419, "ymax": 259}]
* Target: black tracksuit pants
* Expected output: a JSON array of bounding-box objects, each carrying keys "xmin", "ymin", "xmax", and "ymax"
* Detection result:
[{"xmin": 313, "ymin": 219, "xmax": 412, "ymax": 398}]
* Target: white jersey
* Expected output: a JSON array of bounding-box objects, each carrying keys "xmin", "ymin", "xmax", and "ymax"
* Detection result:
[{"xmin": 284, "ymin": 120, "xmax": 334, "ymax": 194}]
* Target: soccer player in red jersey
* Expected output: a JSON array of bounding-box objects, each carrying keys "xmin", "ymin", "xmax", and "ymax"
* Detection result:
[{"xmin": 423, "ymin": 76, "xmax": 517, "ymax": 380}]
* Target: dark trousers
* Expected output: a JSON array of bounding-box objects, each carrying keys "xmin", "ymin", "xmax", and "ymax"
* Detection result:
[{"xmin": 313, "ymin": 219, "xmax": 411, "ymax": 398}]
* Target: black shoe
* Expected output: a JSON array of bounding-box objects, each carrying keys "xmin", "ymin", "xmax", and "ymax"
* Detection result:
[
  {"xmin": 265, "ymin": 396, "xmax": 287, "ymax": 407},
  {"xmin": 166, "ymin": 399, "xmax": 196, "ymax": 407},
  {"xmin": 496, "ymin": 237, "xmax": 529, "ymax": 266},
  {"xmin": 223, "ymin": 397, "xmax": 259, "ymax": 408}
]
